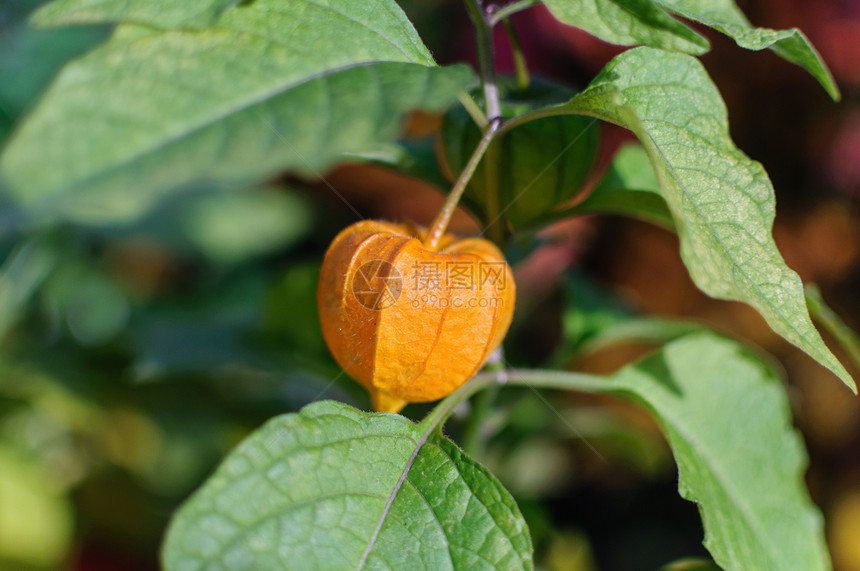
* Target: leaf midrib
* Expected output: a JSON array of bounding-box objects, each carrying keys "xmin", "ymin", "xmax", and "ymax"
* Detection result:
[{"xmin": 354, "ymin": 415, "xmax": 441, "ymax": 569}]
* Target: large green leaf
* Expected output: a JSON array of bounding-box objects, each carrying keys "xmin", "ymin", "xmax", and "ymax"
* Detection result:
[
  {"xmin": 0, "ymin": 17, "xmax": 109, "ymax": 145},
  {"xmin": 32, "ymin": 0, "xmax": 238, "ymax": 29},
  {"xmin": 654, "ymin": 0, "xmax": 840, "ymax": 100},
  {"xmin": 543, "ymin": 0, "xmax": 709, "ymax": 55},
  {"xmin": 0, "ymin": 0, "xmax": 475, "ymax": 223},
  {"xmin": 162, "ymin": 400, "xmax": 533, "ymax": 570},
  {"xmin": 517, "ymin": 46, "xmax": 853, "ymax": 391},
  {"xmin": 506, "ymin": 333, "xmax": 830, "ymax": 570},
  {"xmin": 605, "ymin": 333, "xmax": 830, "ymax": 570}
]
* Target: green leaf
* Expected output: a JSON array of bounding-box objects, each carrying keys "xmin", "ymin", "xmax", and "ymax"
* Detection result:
[
  {"xmin": 603, "ymin": 333, "xmax": 831, "ymax": 570},
  {"xmin": 496, "ymin": 333, "xmax": 830, "ymax": 570},
  {"xmin": 0, "ymin": 20, "xmax": 109, "ymax": 146},
  {"xmin": 542, "ymin": 0, "xmax": 838, "ymax": 99},
  {"xmin": 162, "ymin": 400, "xmax": 533, "ymax": 570},
  {"xmin": 0, "ymin": 0, "xmax": 476, "ymax": 223},
  {"xmin": 566, "ymin": 142, "xmax": 674, "ymax": 229},
  {"xmin": 654, "ymin": 0, "xmax": 840, "ymax": 100},
  {"xmin": 529, "ymin": 46, "xmax": 854, "ymax": 391},
  {"xmin": 32, "ymin": 0, "xmax": 238, "ymax": 29},
  {"xmin": 543, "ymin": 0, "xmax": 709, "ymax": 55}
]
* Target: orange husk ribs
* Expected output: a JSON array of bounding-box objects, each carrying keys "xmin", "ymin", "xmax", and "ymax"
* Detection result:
[{"xmin": 317, "ymin": 220, "xmax": 515, "ymax": 413}]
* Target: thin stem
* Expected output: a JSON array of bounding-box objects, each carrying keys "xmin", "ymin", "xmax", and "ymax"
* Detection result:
[
  {"xmin": 458, "ymin": 92, "xmax": 488, "ymax": 129},
  {"xmin": 424, "ymin": 117, "xmax": 501, "ymax": 250},
  {"xmin": 503, "ymin": 19, "xmax": 530, "ymax": 93},
  {"xmin": 481, "ymin": 134, "xmax": 505, "ymax": 246},
  {"xmin": 419, "ymin": 368, "xmax": 608, "ymax": 433},
  {"xmin": 465, "ymin": 0, "xmax": 502, "ymax": 120},
  {"xmin": 488, "ymin": 0, "xmax": 541, "ymax": 26}
]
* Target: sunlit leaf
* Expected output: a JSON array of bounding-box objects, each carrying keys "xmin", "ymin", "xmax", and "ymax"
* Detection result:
[
  {"xmin": 532, "ymin": 333, "xmax": 832, "ymax": 570},
  {"xmin": 531, "ymin": 47, "xmax": 854, "ymax": 391},
  {"xmin": 654, "ymin": 0, "xmax": 840, "ymax": 99},
  {"xmin": 0, "ymin": 0, "xmax": 476, "ymax": 223},
  {"xmin": 605, "ymin": 334, "xmax": 831, "ymax": 570},
  {"xmin": 543, "ymin": 0, "xmax": 709, "ymax": 55},
  {"xmin": 162, "ymin": 401, "xmax": 533, "ymax": 570}
]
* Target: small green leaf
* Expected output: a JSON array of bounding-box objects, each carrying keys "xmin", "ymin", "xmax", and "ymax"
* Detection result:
[
  {"xmin": 543, "ymin": 0, "xmax": 709, "ymax": 55},
  {"xmin": 533, "ymin": 46, "xmax": 854, "ymax": 391},
  {"xmin": 0, "ymin": 0, "xmax": 476, "ymax": 223},
  {"xmin": 550, "ymin": 270, "xmax": 700, "ymax": 366},
  {"xmin": 567, "ymin": 143, "xmax": 674, "ymax": 229},
  {"xmin": 32, "ymin": 0, "xmax": 238, "ymax": 29},
  {"xmin": 654, "ymin": 0, "xmax": 840, "ymax": 100},
  {"xmin": 162, "ymin": 401, "xmax": 533, "ymax": 570},
  {"xmin": 603, "ymin": 333, "xmax": 831, "ymax": 570}
]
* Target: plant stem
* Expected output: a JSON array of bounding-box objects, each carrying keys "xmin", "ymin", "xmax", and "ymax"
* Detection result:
[
  {"xmin": 458, "ymin": 92, "xmax": 488, "ymax": 129},
  {"xmin": 464, "ymin": 0, "xmax": 502, "ymax": 120},
  {"xmin": 481, "ymin": 135, "xmax": 505, "ymax": 246},
  {"xmin": 488, "ymin": 0, "xmax": 541, "ymax": 26},
  {"xmin": 502, "ymin": 19, "xmax": 530, "ymax": 93},
  {"xmin": 419, "ymin": 368, "xmax": 608, "ymax": 433},
  {"xmin": 424, "ymin": 117, "xmax": 501, "ymax": 250}
]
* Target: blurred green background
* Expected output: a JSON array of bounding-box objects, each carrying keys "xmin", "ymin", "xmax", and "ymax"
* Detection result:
[{"xmin": 2, "ymin": 1, "xmax": 860, "ymax": 569}]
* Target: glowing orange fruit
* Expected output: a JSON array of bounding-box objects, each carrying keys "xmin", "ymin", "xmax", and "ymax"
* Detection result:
[{"xmin": 317, "ymin": 220, "xmax": 516, "ymax": 413}]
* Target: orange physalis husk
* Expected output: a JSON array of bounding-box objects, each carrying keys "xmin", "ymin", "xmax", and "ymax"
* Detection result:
[{"xmin": 317, "ymin": 220, "xmax": 516, "ymax": 413}]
